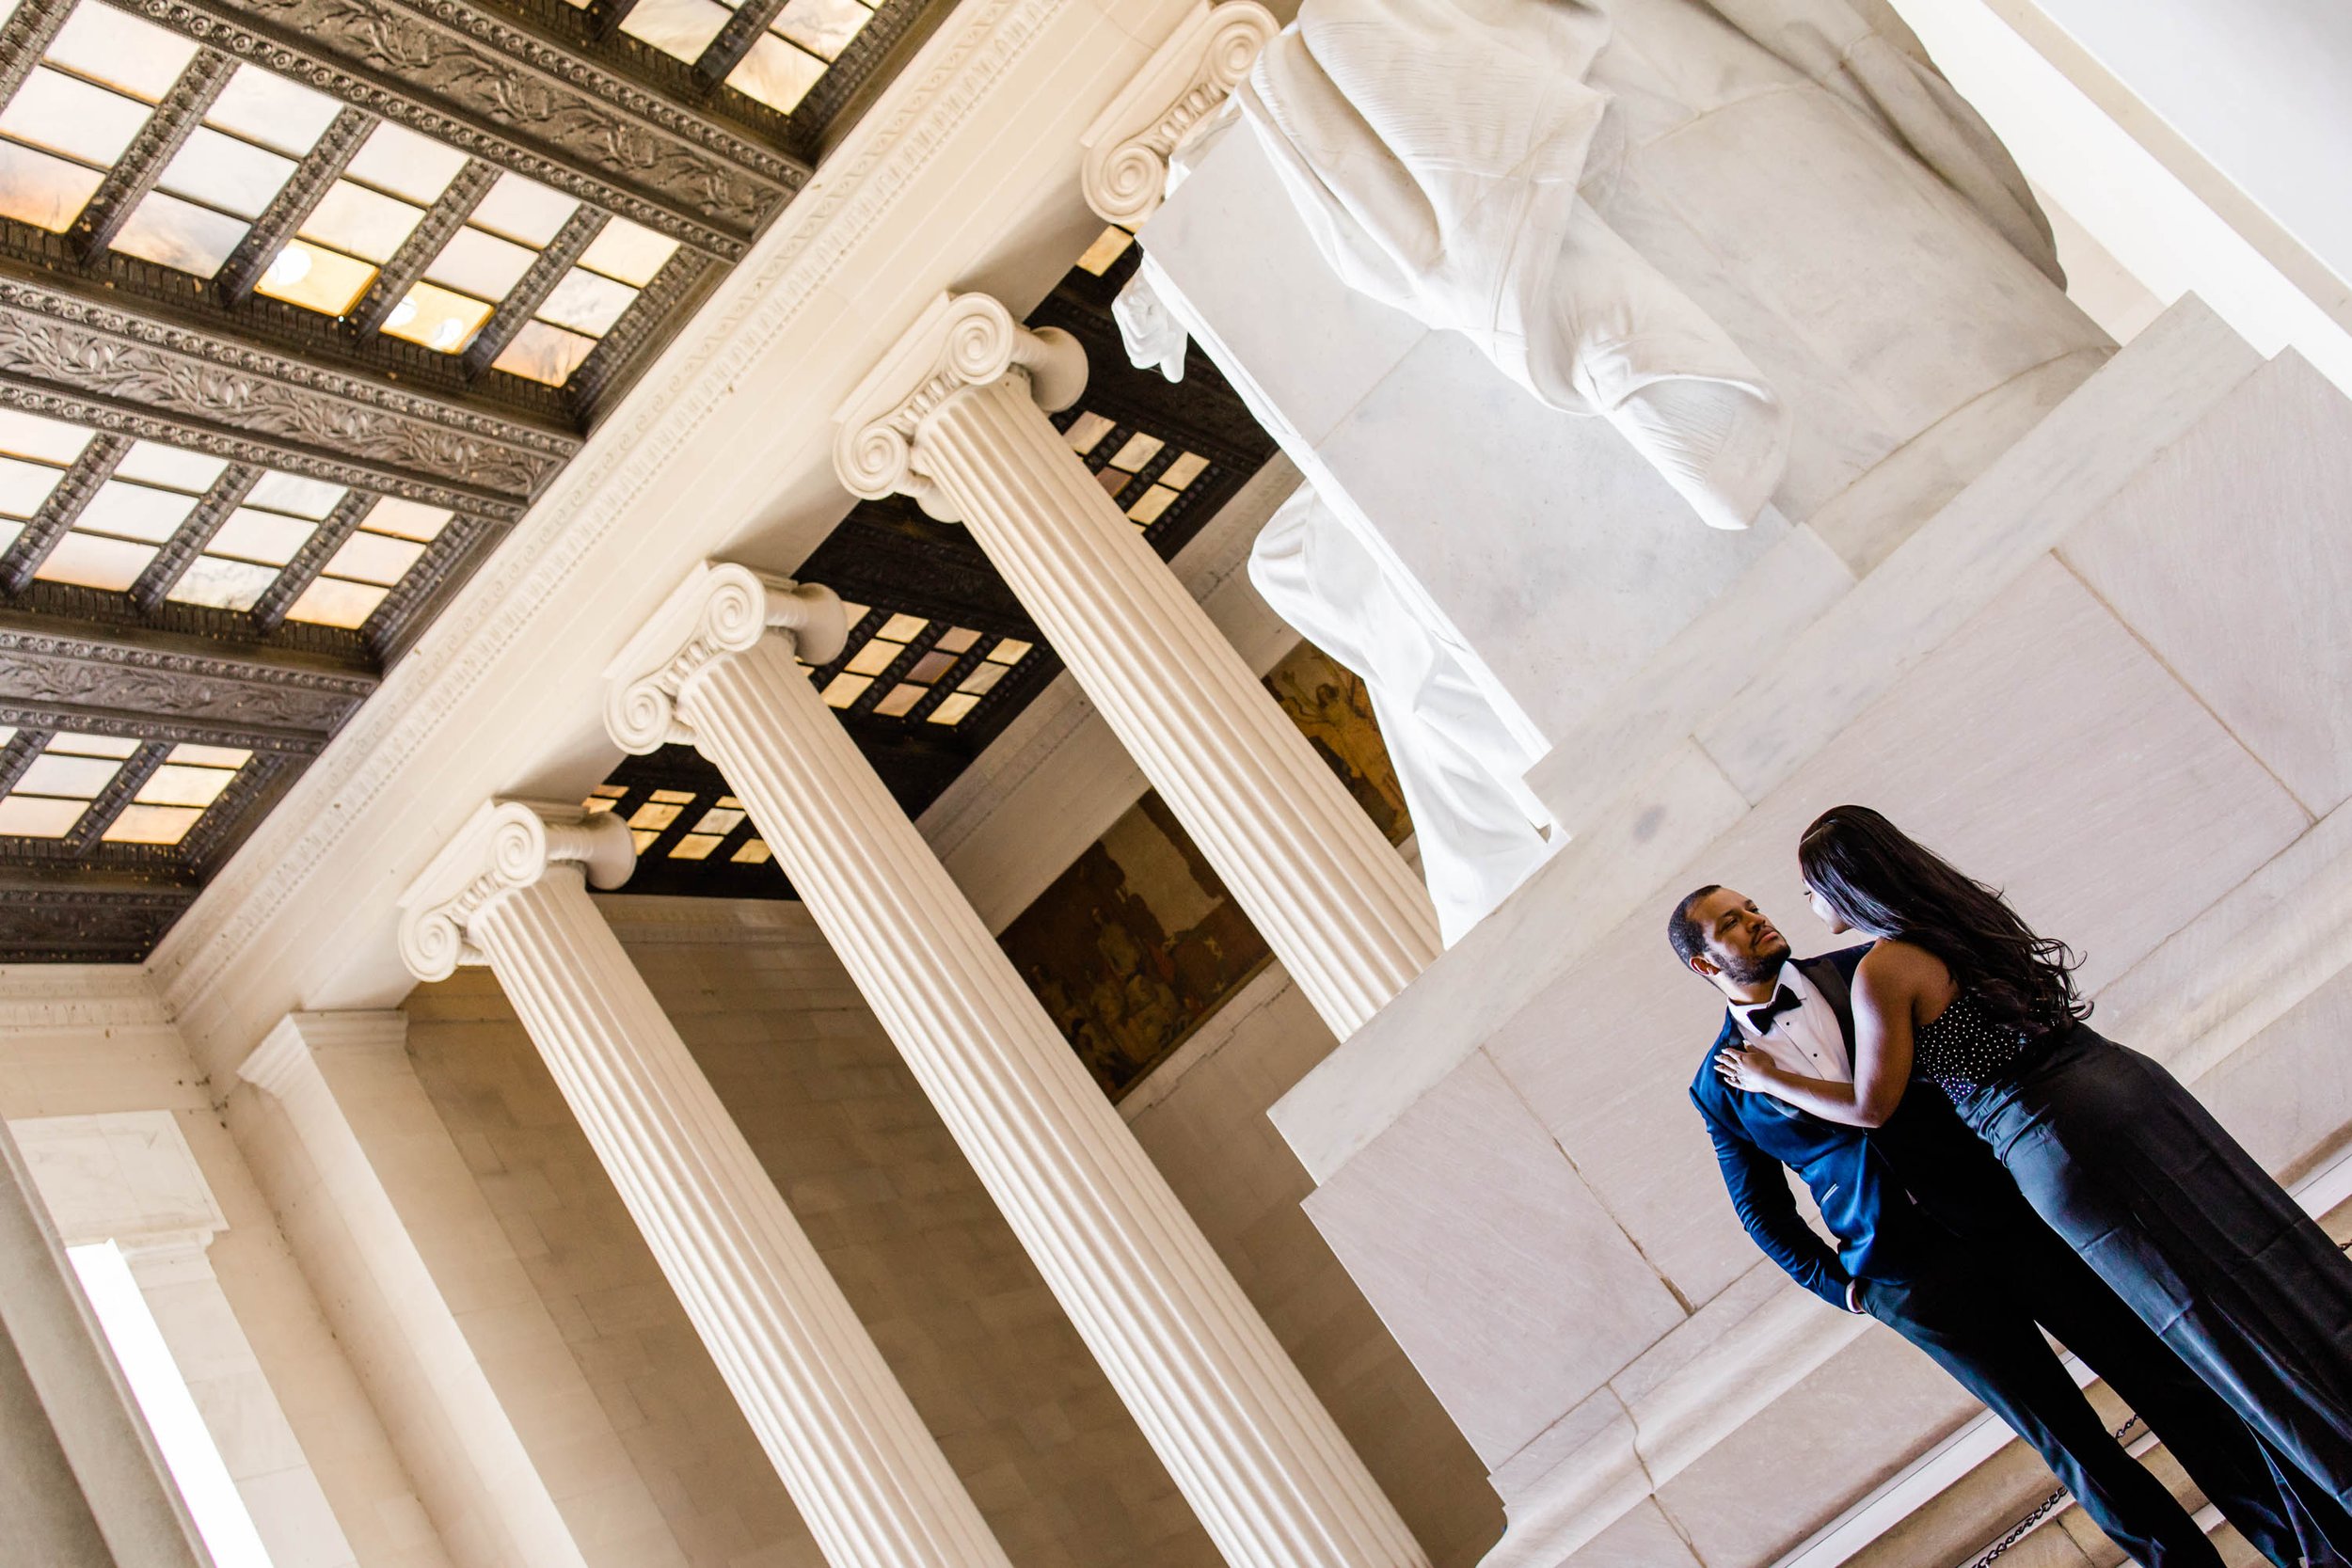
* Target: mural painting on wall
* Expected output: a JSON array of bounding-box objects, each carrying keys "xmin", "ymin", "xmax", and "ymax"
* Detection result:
[{"xmin": 1000, "ymin": 641, "xmax": 1413, "ymax": 1098}]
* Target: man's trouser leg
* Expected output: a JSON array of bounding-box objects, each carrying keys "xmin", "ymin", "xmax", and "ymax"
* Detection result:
[{"xmin": 1858, "ymin": 1257, "xmax": 2220, "ymax": 1568}]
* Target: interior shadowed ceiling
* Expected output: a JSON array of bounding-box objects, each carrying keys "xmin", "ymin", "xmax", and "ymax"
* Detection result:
[{"xmin": 0, "ymin": 0, "xmax": 955, "ymax": 960}]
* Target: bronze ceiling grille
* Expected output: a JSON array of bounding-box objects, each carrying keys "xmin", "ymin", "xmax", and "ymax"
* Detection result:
[{"xmin": 0, "ymin": 0, "xmax": 950, "ymax": 961}]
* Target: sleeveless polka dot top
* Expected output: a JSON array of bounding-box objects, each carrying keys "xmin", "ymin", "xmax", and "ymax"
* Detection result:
[{"xmin": 1912, "ymin": 990, "xmax": 2038, "ymax": 1099}]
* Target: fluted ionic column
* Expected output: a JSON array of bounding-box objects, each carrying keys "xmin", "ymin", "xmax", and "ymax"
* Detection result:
[
  {"xmin": 607, "ymin": 563, "xmax": 1428, "ymax": 1568},
  {"xmin": 833, "ymin": 293, "xmax": 1439, "ymax": 1039},
  {"xmin": 396, "ymin": 800, "xmax": 1013, "ymax": 1568}
]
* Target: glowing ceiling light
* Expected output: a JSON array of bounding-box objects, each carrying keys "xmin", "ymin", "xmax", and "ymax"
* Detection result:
[
  {"xmin": 386, "ymin": 297, "xmax": 419, "ymax": 330},
  {"xmin": 264, "ymin": 245, "xmax": 312, "ymax": 286},
  {"xmin": 429, "ymin": 316, "xmax": 466, "ymax": 351}
]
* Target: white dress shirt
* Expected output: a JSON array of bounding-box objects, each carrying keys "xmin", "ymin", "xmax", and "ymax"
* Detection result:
[{"xmin": 1730, "ymin": 960, "xmax": 1853, "ymax": 1085}]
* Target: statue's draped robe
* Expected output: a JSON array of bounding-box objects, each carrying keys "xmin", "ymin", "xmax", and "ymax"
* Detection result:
[
  {"xmin": 1251, "ymin": 487, "xmax": 1558, "ymax": 946},
  {"xmin": 1236, "ymin": 0, "xmax": 2089, "ymax": 530}
]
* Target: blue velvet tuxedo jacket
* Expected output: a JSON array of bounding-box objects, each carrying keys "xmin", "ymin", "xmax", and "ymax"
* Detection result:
[{"xmin": 1688, "ymin": 945, "xmax": 2018, "ymax": 1307}]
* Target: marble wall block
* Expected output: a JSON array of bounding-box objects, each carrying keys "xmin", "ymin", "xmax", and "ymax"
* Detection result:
[
  {"xmin": 1301, "ymin": 1052, "xmax": 1685, "ymax": 1467},
  {"xmin": 2059, "ymin": 350, "xmax": 2352, "ymax": 816},
  {"xmin": 1654, "ymin": 1323, "xmax": 1980, "ymax": 1568},
  {"xmin": 1486, "ymin": 558, "xmax": 2310, "ymax": 1307},
  {"xmin": 2195, "ymin": 963, "xmax": 2352, "ymax": 1184}
]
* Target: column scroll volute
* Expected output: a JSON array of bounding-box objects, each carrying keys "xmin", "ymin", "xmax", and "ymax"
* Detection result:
[
  {"xmin": 1078, "ymin": 0, "xmax": 1279, "ymax": 228},
  {"xmin": 397, "ymin": 800, "xmax": 637, "ymax": 982}
]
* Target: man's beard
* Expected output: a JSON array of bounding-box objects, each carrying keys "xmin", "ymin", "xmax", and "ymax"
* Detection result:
[{"xmin": 1716, "ymin": 945, "xmax": 1788, "ymax": 987}]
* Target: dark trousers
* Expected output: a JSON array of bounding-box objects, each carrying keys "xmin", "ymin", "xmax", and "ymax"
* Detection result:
[
  {"xmin": 1862, "ymin": 1235, "xmax": 2352, "ymax": 1567},
  {"xmin": 1858, "ymin": 1252, "xmax": 2223, "ymax": 1567}
]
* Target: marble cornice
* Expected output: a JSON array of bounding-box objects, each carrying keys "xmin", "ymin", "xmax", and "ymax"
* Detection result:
[{"xmin": 149, "ymin": 0, "xmax": 1074, "ymax": 1037}]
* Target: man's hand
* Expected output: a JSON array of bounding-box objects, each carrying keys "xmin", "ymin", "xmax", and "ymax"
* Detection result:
[{"xmin": 1714, "ymin": 1045, "xmax": 1779, "ymax": 1093}]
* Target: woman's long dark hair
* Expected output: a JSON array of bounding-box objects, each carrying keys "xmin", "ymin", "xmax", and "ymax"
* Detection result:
[{"xmin": 1798, "ymin": 805, "xmax": 2087, "ymax": 1036}]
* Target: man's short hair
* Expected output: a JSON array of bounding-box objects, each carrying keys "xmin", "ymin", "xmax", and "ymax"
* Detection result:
[{"xmin": 1667, "ymin": 884, "xmax": 1724, "ymax": 969}]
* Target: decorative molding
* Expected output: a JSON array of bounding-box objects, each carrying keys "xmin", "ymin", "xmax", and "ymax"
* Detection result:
[
  {"xmin": 127, "ymin": 0, "xmax": 806, "ymax": 255},
  {"xmin": 833, "ymin": 291, "xmax": 1086, "ymax": 518},
  {"xmin": 130, "ymin": 465, "xmax": 261, "ymax": 610},
  {"xmin": 150, "ymin": 0, "xmax": 1068, "ymax": 1026},
  {"xmin": 603, "ymin": 562, "xmax": 846, "ymax": 752},
  {"xmin": 0, "ymin": 884, "xmax": 198, "ymax": 964},
  {"xmin": 1076, "ymin": 0, "xmax": 1275, "ymax": 227},
  {"xmin": 464, "ymin": 206, "xmax": 610, "ymax": 378},
  {"xmin": 251, "ymin": 490, "xmax": 376, "ymax": 633},
  {"xmin": 696, "ymin": 0, "xmax": 791, "ymax": 86},
  {"xmin": 0, "ymin": 626, "xmax": 374, "ymax": 737},
  {"xmin": 0, "ymin": 0, "xmax": 74, "ymax": 106},
  {"xmin": 76, "ymin": 51, "xmax": 239, "ymax": 259},
  {"xmin": 0, "ymin": 435, "xmax": 130, "ymax": 594},
  {"xmin": 351, "ymin": 161, "xmax": 500, "ymax": 337},
  {"xmin": 218, "ymin": 107, "xmax": 378, "ymax": 305},
  {"xmin": 397, "ymin": 799, "xmax": 635, "ymax": 979},
  {"xmin": 564, "ymin": 249, "xmax": 723, "ymax": 417},
  {"xmin": 0, "ymin": 280, "xmax": 569, "ymax": 509}
]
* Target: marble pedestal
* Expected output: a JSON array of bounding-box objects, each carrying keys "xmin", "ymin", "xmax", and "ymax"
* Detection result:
[{"xmin": 1255, "ymin": 302, "xmax": 2352, "ymax": 1566}]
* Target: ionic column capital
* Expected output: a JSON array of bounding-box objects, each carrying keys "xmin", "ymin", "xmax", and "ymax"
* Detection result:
[
  {"xmin": 603, "ymin": 562, "xmax": 849, "ymax": 754},
  {"xmin": 1078, "ymin": 0, "xmax": 1278, "ymax": 227},
  {"xmin": 833, "ymin": 293, "xmax": 1088, "ymax": 519},
  {"xmin": 397, "ymin": 800, "xmax": 636, "ymax": 982}
]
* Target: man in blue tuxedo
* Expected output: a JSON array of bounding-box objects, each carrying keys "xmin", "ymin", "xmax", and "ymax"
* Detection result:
[{"xmin": 1675, "ymin": 884, "xmax": 2345, "ymax": 1568}]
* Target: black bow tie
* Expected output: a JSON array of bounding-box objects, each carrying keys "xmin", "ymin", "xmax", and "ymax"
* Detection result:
[{"xmin": 1748, "ymin": 985, "xmax": 1804, "ymax": 1030}]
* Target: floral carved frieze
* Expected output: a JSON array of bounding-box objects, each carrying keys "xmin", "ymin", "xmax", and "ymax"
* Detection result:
[
  {"xmin": 133, "ymin": 0, "xmax": 802, "ymax": 251},
  {"xmin": 0, "ymin": 287, "xmax": 567, "ymax": 508},
  {"xmin": 0, "ymin": 633, "xmax": 373, "ymax": 736}
]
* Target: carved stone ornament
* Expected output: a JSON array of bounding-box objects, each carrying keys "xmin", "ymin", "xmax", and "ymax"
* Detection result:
[
  {"xmin": 832, "ymin": 293, "xmax": 1088, "ymax": 522},
  {"xmin": 0, "ymin": 629, "xmax": 374, "ymax": 736},
  {"xmin": 0, "ymin": 282, "xmax": 568, "ymax": 507},
  {"xmin": 603, "ymin": 562, "xmax": 849, "ymax": 753},
  {"xmin": 1077, "ymin": 0, "xmax": 1277, "ymax": 228},
  {"xmin": 398, "ymin": 799, "xmax": 637, "ymax": 981},
  {"xmin": 128, "ymin": 0, "xmax": 801, "ymax": 251}
]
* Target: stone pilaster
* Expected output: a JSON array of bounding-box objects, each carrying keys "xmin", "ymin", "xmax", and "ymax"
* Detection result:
[
  {"xmin": 834, "ymin": 293, "xmax": 1440, "ymax": 1040},
  {"xmin": 606, "ymin": 562, "xmax": 1429, "ymax": 1568},
  {"xmin": 397, "ymin": 800, "xmax": 1013, "ymax": 1568}
]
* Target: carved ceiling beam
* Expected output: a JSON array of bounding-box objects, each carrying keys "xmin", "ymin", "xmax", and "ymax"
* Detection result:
[
  {"xmin": 0, "ymin": 614, "xmax": 376, "ymax": 748},
  {"xmin": 218, "ymin": 106, "xmax": 377, "ymax": 306},
  {"xmin": 0, "ymin": 434, "xmax": 131, "ymax": 595},
  {"xmin": 359, "ymin": 509, "xmax": 503, "ymax": 663},
  {"xmin": 75, "ymin": 50, "xmax": 240, "ymax": 260},
  {"xmin": 60, "ymin": 741, "xmax": 172, "ymax": 852},
  {"xmin": 464, "ymin": 205, "xmax": 608, "ymax": 378},
  {"xmin": 465, "ymin": 0, "xmax": 794, "ymax": 149},
  {"xmin": 0, "ymin": 880, "xmax": 200, "ymax": 965},
  {"xmin": 248, "ymin": 488, "xmax": 373, "ymax": 633},
  {"xmin": 583, "ymin": 0, "xmax": 643, "ymax": 41},
  {"xmin": 0, "ymin": 728, "xmax": 45, "ymax": 797},
  {"xmin": 565, "ymin": 248, "xmax": 723, "ymax": 419},
  {"xmin": 129, "ymin": 0, "xmax": 808, "ymax": 257},
  {"xmin": 0, "ymin": 0, "xmax": 74, "ymax": 104},
  {"xmin": 0, "ymin": 277, "xmax": 571, "ymax": 513},
  {"xmin": 130, "ymin": 464, "xmax": 262, "ymax": 610},
  {"xmin": 350, "ymin": 161, "xmax": 499, "ymax": 337},
  {"xmin": 695, "ymin": 0, "xmax": 792, "ymax": 86}
]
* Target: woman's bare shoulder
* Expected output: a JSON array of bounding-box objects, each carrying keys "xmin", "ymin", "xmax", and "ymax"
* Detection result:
[{"xmin": 1854, "ymin": 939, "xmax": 1946, "ymax": 994}]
